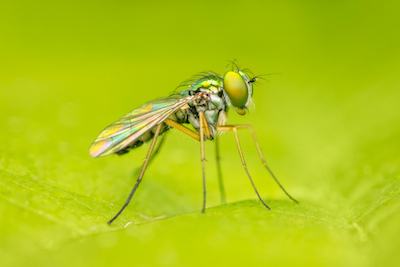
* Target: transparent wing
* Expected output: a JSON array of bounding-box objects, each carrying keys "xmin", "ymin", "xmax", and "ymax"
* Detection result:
[{"xmin": 89, "ymin": 94, "xmax": 199, "ymax": 157}]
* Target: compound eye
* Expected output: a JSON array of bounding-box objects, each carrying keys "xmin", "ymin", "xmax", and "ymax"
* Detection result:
[{"xmin": 223, "ymin": 71, "xmax": 248, "ymax": 108}]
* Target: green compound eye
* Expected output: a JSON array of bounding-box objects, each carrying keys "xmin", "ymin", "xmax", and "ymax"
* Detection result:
[{"xmin": 223, "ymin": 71, "xmax": 249, "ymax": 109}]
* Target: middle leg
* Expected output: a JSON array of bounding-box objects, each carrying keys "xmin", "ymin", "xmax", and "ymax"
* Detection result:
[
  {"xmin": 164, "ymin": 116, "xmax": 208, "ymax": 213},
  {"xmin": 199, "ymin": 111, "xmax": 207, "ymax": 213}
]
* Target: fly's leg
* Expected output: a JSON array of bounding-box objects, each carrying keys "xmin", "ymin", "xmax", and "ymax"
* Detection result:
[
  {"xmin": 133, "ymin": 133, "xmax": 166, "ymax": 177},
  {"xmin": 199, "ymin": 111, "xmax": 211, "ymax": 139},
  {"xmin": 108, "ymin": 124, "xmax": 163, "ymax": 225},
  {"xmin": 199, "ymin": 111, "xmax": 207, "ymax": 213},
  {"xmin": 217, "ymin": 125, "xmax": 298, "ymax": 203},
  {"xmin": 215, "ymin": 135, "xmax": 226, "ymax": 205},
  {"xmin": 165, "ymin": 117, "xmax": 208, "ymax": 213},
  {"xmin": 217, "ymin": 125, "xmax": 271, "ymax": 210},
  {"xmin": 165, "ymin": 119, "xmax": 200, "ymax": 141}
]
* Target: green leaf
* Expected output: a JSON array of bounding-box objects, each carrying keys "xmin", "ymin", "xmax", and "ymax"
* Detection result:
[{"xmin": 1, "ymin": 0, "xmax": 400, "ymax": 266}]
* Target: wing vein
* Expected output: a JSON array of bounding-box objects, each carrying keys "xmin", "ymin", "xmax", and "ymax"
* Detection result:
[{"xmin": 89, "ymin": 94, "xmax": 200, "ymax": 157}]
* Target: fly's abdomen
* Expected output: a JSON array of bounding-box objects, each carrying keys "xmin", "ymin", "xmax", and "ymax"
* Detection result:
[
  {"xmin": 168, "ymin": 108, "xmax": 189, "ymax": 124},
  {"xmin": 116, "ymin": 107, "xmax": 188, "ymax": 155},
  {"xmin": 116, "ymin": 122, "xmax": 170, "ymax": 155}
]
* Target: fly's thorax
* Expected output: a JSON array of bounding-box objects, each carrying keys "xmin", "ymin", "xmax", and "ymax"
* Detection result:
[
  {"xmin": 191, "ymin": 76, "xmax": 223, "ymax": 93},
  {"xmin": 178, "ymin": 74, "xmax": 228, "ymax": 139},
  {"xmin": 186, "ymin": 91, "xmax": 227, "ymax": 139}
]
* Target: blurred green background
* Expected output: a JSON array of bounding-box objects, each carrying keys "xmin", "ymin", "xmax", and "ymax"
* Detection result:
[{"xmin": 1, "ymin": 0, "xmax": 400, "ymax": 266}]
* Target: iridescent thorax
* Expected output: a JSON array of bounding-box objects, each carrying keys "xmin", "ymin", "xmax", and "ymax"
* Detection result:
[{"xmin": 191, "ymin": 76, "xmax": 223, "ymax": 93}]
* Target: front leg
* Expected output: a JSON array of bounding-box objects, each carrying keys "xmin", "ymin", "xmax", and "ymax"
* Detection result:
[{"xmin": 164, "ymin": 115, "xmax": 208, "ymax": 213}]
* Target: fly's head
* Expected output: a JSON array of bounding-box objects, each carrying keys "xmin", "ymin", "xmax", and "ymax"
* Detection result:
[{"xmin": 222, "ymin": 69, "xmax": 257, "ymax": 115}]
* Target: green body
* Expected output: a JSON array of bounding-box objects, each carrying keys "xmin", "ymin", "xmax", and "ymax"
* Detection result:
[{"xmin": 90, "ymin": 70, "xmax": 254, "ymax": 157}]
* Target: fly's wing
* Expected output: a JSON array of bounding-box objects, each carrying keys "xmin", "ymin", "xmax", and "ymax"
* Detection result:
[{"xmin": 89, "ymin": 94, "xmax": 199, "ymax": 157}]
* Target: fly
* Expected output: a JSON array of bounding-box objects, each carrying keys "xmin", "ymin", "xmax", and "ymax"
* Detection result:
[{"xmin": 89, "ymin": 63, "xmax": 298, "ymax": 225}]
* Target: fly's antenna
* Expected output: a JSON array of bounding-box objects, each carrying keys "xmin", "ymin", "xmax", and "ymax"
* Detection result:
[{"xmin": 250, "ymin": 73, "xmax": 281, "ymax": 85}]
